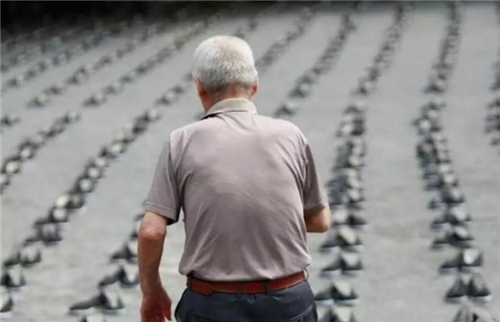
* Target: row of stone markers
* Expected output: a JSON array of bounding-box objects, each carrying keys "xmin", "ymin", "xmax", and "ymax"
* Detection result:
[
  {"xmin": 1, "ymin": 15, "xmax": 93, "ymax": 61},
  {"xmin": 251, "ymin": 3, "xmax": 324, "ymax": 74},
  {"xmin": 485, "ymin": 3, "xmax": 500, "ymax": 154},
  {"xmin": 0, "ymin": 113, "xmax": 21, "ymax": 132},
  {"xmin": 423, "ymin": 5, "xmax": 460, "ymax": 96},
  {"xmin": 66, "ymin": 210, "xmax": 144, "ymax": 322},
  {"xmin": 2, "ymin": 16, "xmax": 143, "ymax": 94},
  {"xmin": 413, "ymin": 3, "xmax": 497, "ymax": 322},
  {"xmin": 1, "ymin": 17, "xmax": 65, "ymax": 57},
  {"xmin": 312, "ymin": 3, "xmax": 412, "ymax": 322},
  {"xmin": 314, "ymin": 101, "xmax": 366, "ymax": 322},
  {"xmin": 82, "ymin": 6, "xmax": 229, "ymax": 108},
  {"xmin": 0, "ymin": 110, "xmax": 81, "ymax": 193},
  {"xmin": 1, "ymin": 15, "xmax": 93, "ymax": 74},
  {"xmin": 416, "ymin": 109, "xmax": 496, "ymax": 320},
  {"xmin": 0, "ymin": 8, "xmax": 189, "ymax": 132},
  {"xmin": 486, "ymin": 96, "xmax": 500, "ymax": 152},
  {"xmin": 0, "ymin": 110, "xmax": 165, "ymax": 318},
  {"xmin": 0, "ymin": 6, "xmax": 227, "ymax": 194},
  {"xmin": 274, "ymin": 1, "xmax": 366, "ymax": 119},
  {"xmin": 0, "ymin": 4, "xmax": 315, "ymax": 318},
  {"xmin": 0, "ymin": 11, "xmax": 99, "ymax": 58},
  {"xmin": 2, "ymin": 15, "xmax": 142, "ymax": 90},
  {"xmin": 490, "ymin": 3, "xmax": 500, "ymax": 93},
  {"xmin": 28, "ymin": 5, "xmax": 200, "ymax": 110}
]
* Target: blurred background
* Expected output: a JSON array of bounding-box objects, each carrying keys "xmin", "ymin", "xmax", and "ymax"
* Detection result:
[{"xmin": 1, "ymin": 1, "xmax": 499, "ymax": 322}]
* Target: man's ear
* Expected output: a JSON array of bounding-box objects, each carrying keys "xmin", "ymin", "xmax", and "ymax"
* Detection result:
[
  {"xmin": 251, "ymin": 76, "xmax": 259, "ymax": 96},
  {"xmin": 195, "ymin": 78, "xmax": 208, "ymax": 100}
]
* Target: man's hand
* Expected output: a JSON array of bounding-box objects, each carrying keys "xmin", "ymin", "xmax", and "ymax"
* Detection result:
[{"xmin": 140, "ymin": 286, "xmax": 172, "ymax": 322}]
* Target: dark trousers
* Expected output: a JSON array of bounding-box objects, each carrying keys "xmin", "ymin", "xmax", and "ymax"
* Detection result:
[{"xmin": 175, "ymin": 280, "xmax": 318, "ymax": 322}]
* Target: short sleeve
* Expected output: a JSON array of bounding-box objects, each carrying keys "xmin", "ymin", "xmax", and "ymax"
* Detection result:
[
  {"xmin": 144, "ymin": 140, "xmax": 180, "ymax": 225},
  {"xmin": 302, "ymin": 140, "xmax": 328, "ymax": 216}
]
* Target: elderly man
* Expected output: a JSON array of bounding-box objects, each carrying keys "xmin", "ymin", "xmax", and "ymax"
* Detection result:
[{"xmin": 138, "ymin": 35, "xmax": 330, "ymax": 322}]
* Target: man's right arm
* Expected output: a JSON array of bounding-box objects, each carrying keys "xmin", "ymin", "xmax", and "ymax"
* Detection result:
[
  {"xmin": 305, "ymin": 206, "xmax": 330, "ymax": 233},
  {"xmin": 299, "ymin": 131, "xmax": 330, "ymax": 233}
]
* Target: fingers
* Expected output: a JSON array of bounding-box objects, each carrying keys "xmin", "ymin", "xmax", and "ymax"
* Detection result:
[
  {"xmin": 140, "ymin": 314, "xmax": 152, "ymax": 322},
  {"xmin": 166, "ymin": 305, "xmax": 172, "ymax": 321},
  {"xmin": 157, "ymin": 304, "xmax": 171, "ymax": 321},
  {"xmin": 141, "ymin": 313, "xmax": 163, "ymax": 322},
  {"xmin": 159, "ymin": 294, "xmax": 172, "ymax": 321},
  {"xmin": 141, "ymin": 291, "xmax": 172, "ymax": 322},
  {"xmin": 141, "ymin": 304, "xmax": 165, "ymax": 322},
  {"xmin": 162, "ymin": 300, "xmax": 172, "ymax": 321}
]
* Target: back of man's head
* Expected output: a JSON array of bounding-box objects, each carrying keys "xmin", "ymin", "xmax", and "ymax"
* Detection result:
[{"xmin": 192, "ymin": 35, "xmax": 258, "ymax": 98}]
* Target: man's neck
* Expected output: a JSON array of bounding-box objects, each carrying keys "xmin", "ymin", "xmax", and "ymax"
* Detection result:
[{"xmin": 203, "ymin": 93, "xmax": 252, "ymax": 113}]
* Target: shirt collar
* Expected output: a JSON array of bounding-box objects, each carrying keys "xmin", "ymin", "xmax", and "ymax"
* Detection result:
[{"xmin": 201, "ymin": 98, "xmax": 257, "ymax": 119}]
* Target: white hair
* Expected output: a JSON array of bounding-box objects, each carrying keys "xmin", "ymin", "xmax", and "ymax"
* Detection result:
[{"xmin": 192, "ymin": 35, "xmax": 258, "ymax": 97}]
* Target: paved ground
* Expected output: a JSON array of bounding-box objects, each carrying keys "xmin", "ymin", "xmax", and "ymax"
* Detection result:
[{"xmin": 1, "ymin": 2, "xmax": 499, "ymax": 322}]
